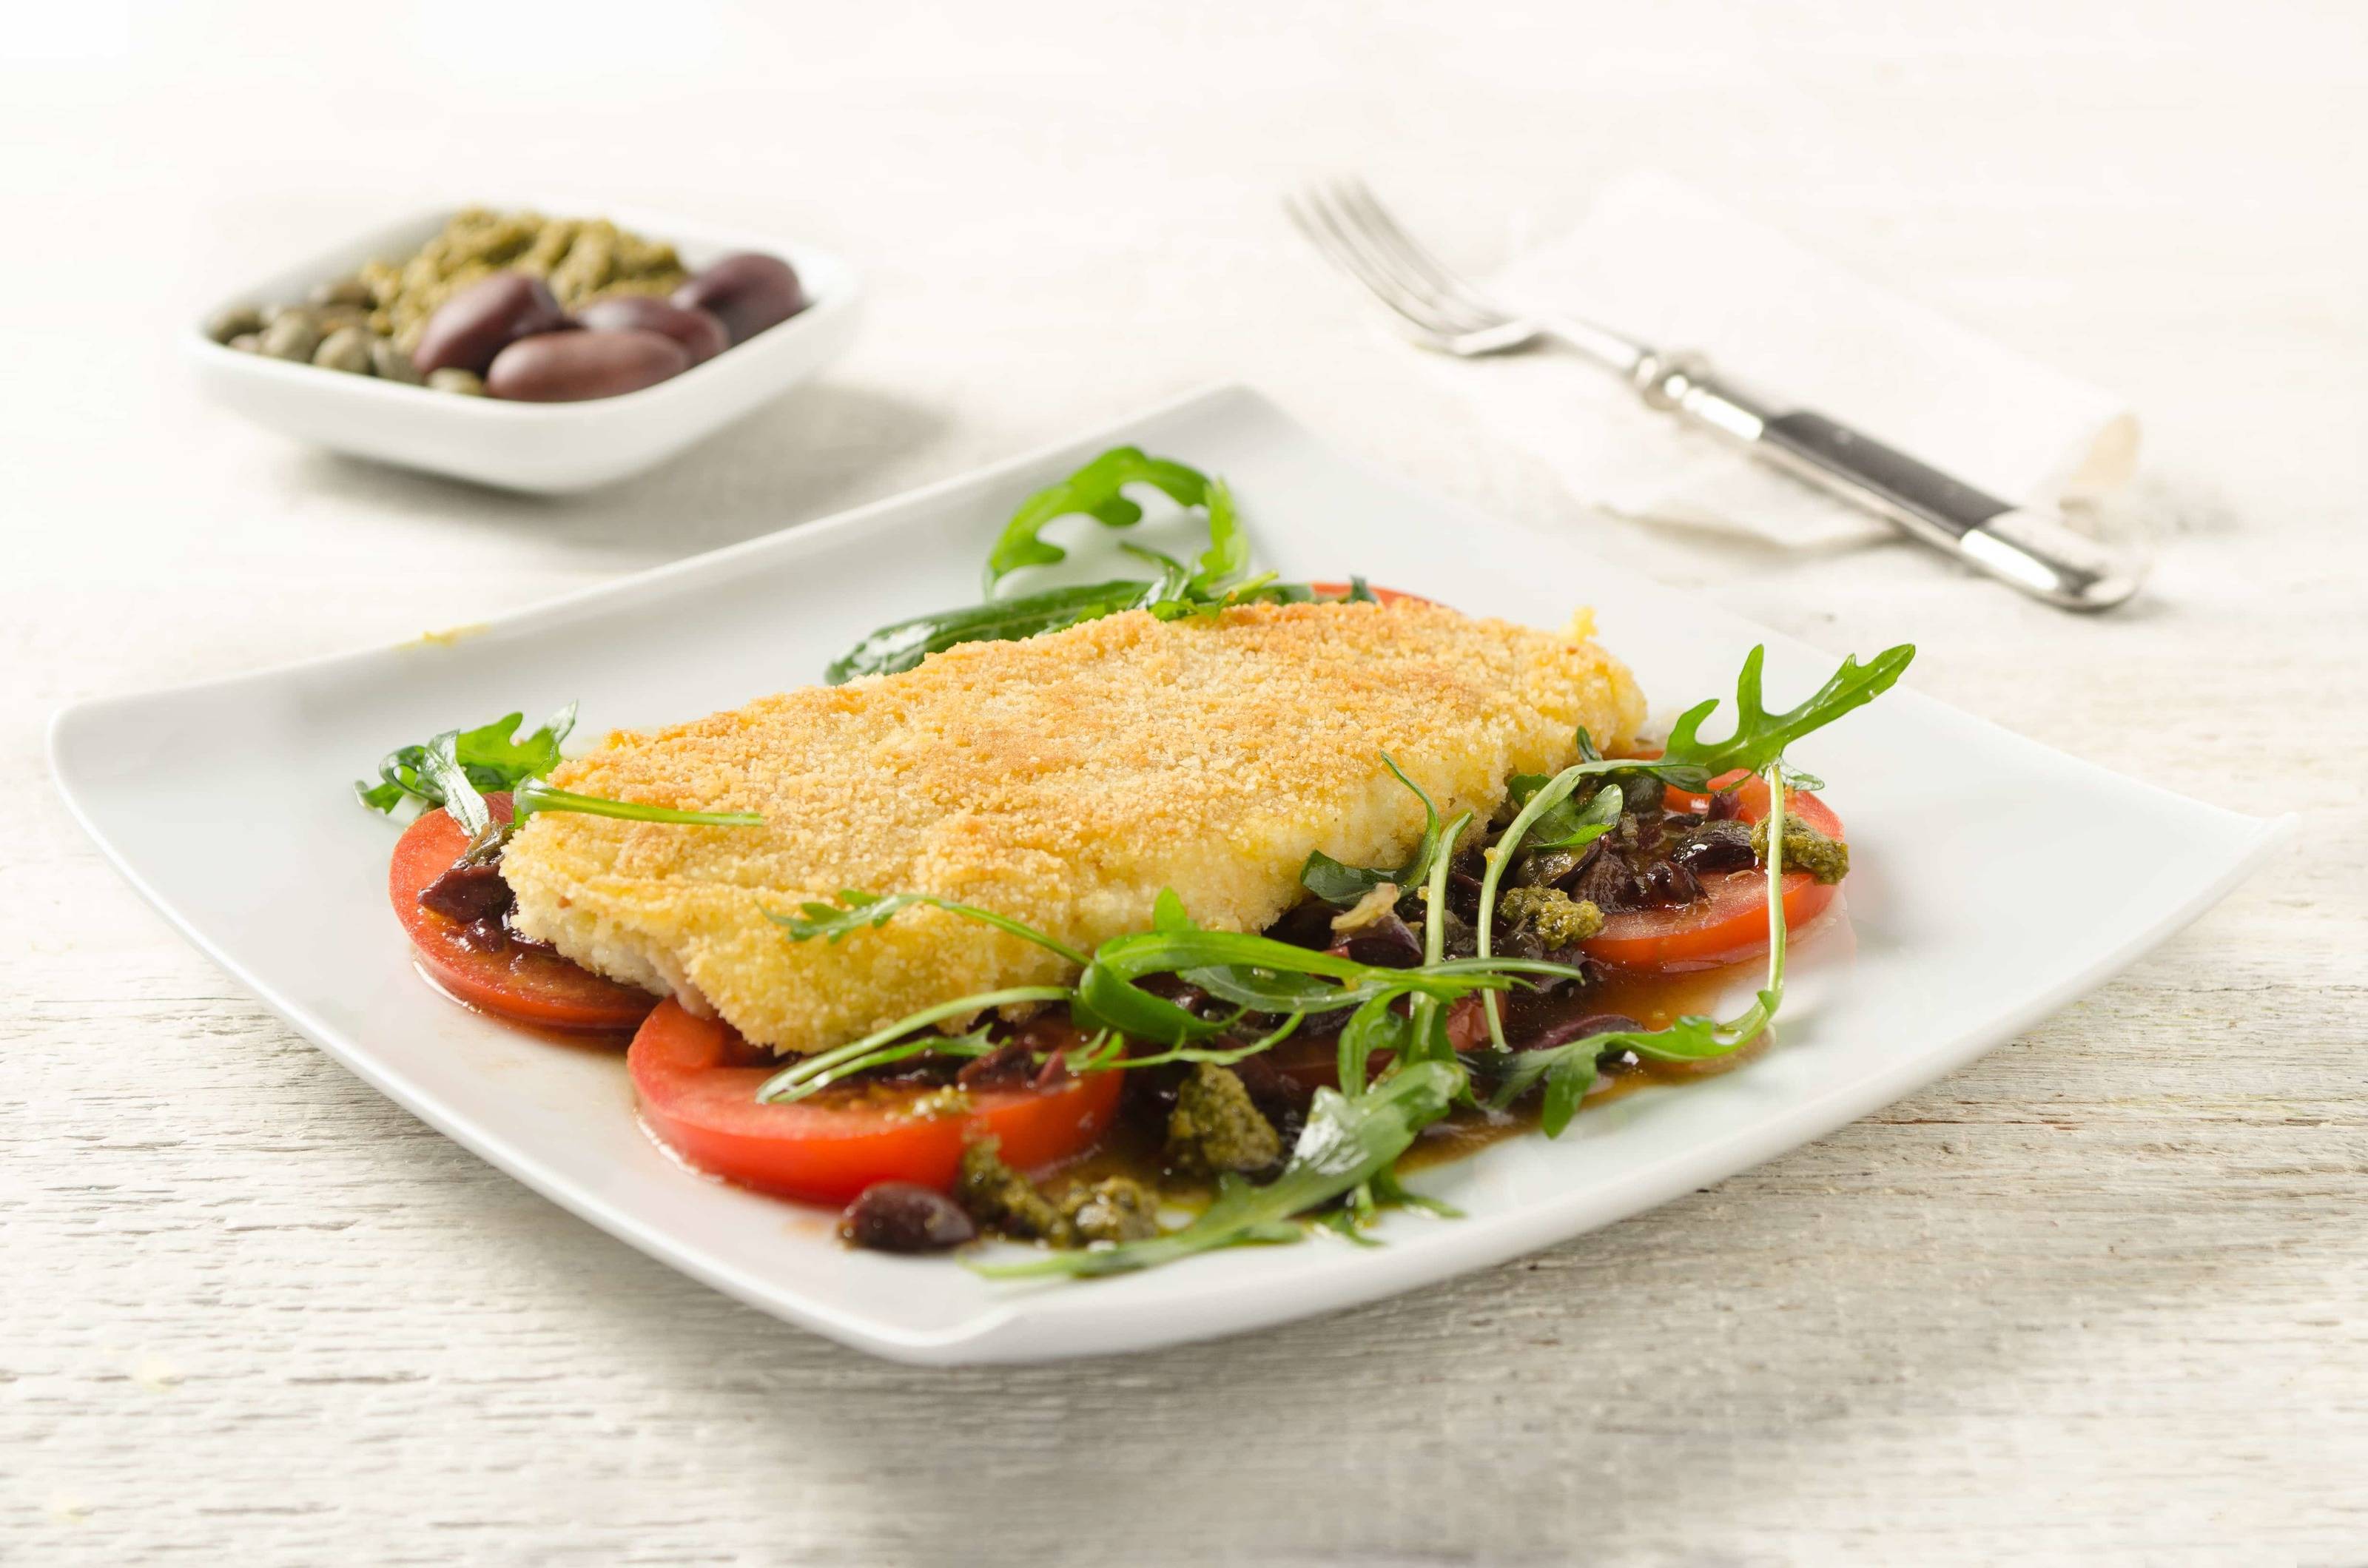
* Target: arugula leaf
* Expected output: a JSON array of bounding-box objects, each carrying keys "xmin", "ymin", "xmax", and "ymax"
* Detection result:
[
  {"xmin": 985, "ymin": 448, "xmax": 1227, "ymax": 593},
  {"xmin": 1300, "ymin": 756, "xmax": 1442, "ymax": 905},
  {"xmin": 360, "ymin": 703, "xmax": 759, "ymax": 865},
  {"xmin": 1508, "ymin": 776, "xmax": 1623, "ymax": 852},
  {"xmin": 755, "ymin": 986, "xmax": 1076, "ymax": 1103},
  {"xmin": 972, "ymin": 1060, "xmax": 1463, "ymax": 1279},
  {"xmin": 509, "ymin": 781, "xmax": 761, "ymax": 830},
  {"xmin": 1468, "ymin": 761, "xmax": 1794, "ymax": 1136},
  {"xmin": 1655, "ymin": 643, "xmax": 1915, "ymax": 785},
  {"xmin": 824, "ymin": 579, "xmax": 1157, "ymax": 684},
  {"xmin": 417, "ymin": 733, "xmax": 492, "ymax": 842},
  {"xmin": 769, "ymin": 889, "xmax": 1091, "ymax": 967},
  {"xmin": 354, "ymin": 705, "xmax": 576, "ymax": 814}
]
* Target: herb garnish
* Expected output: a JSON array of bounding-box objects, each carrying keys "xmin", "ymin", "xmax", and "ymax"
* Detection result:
[
  {"xmin": 356, "ymin": 707, "xmax": 761, "ymax": 860},
  {"xmin": 1299, "ymin": 757, "xmax": 1444, "ymax": 905},
  {"xmin": 826, "ymin": 448, "xmax": 1338, "ymax": 684},
  {"xmin": 1468, "ymin": 766, "xmax": 1794, "ymax": 1135},
  {"xmin": 356, "ymin": 706, "xmax": 576, "ymax": 814},
  {"xmin": 755, "ymin": 886, "xmax": 1578, "ymax": 1105}
]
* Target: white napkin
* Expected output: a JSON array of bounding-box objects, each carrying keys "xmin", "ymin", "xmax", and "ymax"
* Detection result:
[{"xmin": 1427, "ymin": 171, "xmax": 2139, "ymax": 549}]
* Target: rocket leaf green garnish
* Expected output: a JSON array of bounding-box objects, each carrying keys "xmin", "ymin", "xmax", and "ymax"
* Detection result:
[
  {"xmin": 355, "ymin": 704, "xmax": 760, "ymax": 862},
  {"xmin": 826, "ymin": 448, "xmax": 1341, "ymax": 684},
  {"xmin": 759, "ymin": 884, "xmax": 1578, "ymax": 1104},
  {"xmin": 355, "ymin": 705, "xmax": 576, "ymax": 814},
  {"xmin": 1650, "ymin": 643, "xmax": 1914, "ymax": 790},
  {"xmin": 1299, "ymin": 756, "xmax": 1444, "ymax": 905},
  {"xmin": 767, "ymin": 889, "xmax": 1090, "ymax": 967},
  {"xmin": 1466, "ymin": 764, "xmax": 1794, "ymax": 1136},
  {"xmin": 983, "ymin": 446, "xmax": 1239, "ymax": 594},
  {"xmin": 508, "ymin": 781, "xmax": 762, "ymax": 831}
]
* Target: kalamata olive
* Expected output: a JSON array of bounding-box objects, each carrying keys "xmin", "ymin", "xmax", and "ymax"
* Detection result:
[
  {"xmin": 258, "ymin": 313, "xmax": 323, "ymax": 363},
  {"xmin": 426, "ymin": 368, "xmax": 485, "ymax": 396},
  {"xmin": 485, "ymin": 329, "xmax": 689, "ymax": 402},
  {"xmin": 411, "ymin": 272, "xmax": 568, "ymax": 377},
  {"xmin": 369, "ymin": 337, "xmax": 423, "ymax": 385},
  {"xmin": 312, "ymin": 326, "xmax": 374, "ymax": 374},
  {"xmin": 1670, "ymin": 818, "xmax": 1756, "ymax": 875},
  {"xmin": 206, "ymin": 304, "xmax": 264, "ymax": 344},
  {"xmin": 673, "ymin": 252, "xmax": 804, "ymax": 344},
  {"xmin": 575, "ymin": 295, "xmax": 730, "ymax": 366},
  {"xmin": 838, "ymin": 1182, "xmax": 978, "ymax": 1253}
]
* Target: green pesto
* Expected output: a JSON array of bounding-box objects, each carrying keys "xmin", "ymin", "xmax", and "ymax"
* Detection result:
[
  {"xmin": 956, "ymin": 1138, "xmax": 1073, "ymax": 1243},
  {"xmin": 1165, "ymin": 1062, "xmax": 1282, "ymax": 1175},
  {"xmin": 1754, "ymin": 815, "xmax": 1851, "ymax": 884},
  {"xmin": 1496, "ymin": 886, "xmax": 1607, "ymax": 947},
  {"xmin": 1059, "ymin": 1177, "xmax": 1161, "ymax": 1244}
]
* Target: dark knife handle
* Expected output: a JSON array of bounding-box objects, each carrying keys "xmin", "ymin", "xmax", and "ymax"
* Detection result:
[{"xmin": 1632, "ymin": 352, "xmax": 2144, "ymax": 611}]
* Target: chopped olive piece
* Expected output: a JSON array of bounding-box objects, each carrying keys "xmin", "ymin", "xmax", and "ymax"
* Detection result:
[
  {"xmin": 1754, "ymin": 812, "xmax": 1850, "ymax": 884},
  {"xmin": 1059, "ymin": 1177, "xmax": 1160, "ymax": 1243},
  {"xmin": 956, "ymin": 1137, "xmax": 1074, "ymax": 1243},
  {"xmin": 840, "ymin": 1182, "xmax": 978, "ymax": 1253},
  {"xmin": 1166, "ymin": 1062, "xmax": 1282, "ymax": 1175},
  {"xmin": 1670, "ymin": 817, "xmax": 1757, "ymax": 875},
  {"xmin": 1496, "ymin": 885, "xmax": 1606, "ymax": 947}
]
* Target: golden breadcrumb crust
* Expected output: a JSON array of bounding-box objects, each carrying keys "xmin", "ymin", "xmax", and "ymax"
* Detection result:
[{"xmin": 501, "ymin": 599, "xmax": 1643, "ymax": 1054}]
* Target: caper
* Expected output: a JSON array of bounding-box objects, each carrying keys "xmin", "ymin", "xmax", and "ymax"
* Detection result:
[
  {"xmin": 312, "ymin": 326, "xmax": 374, "ymax": 374},
  {"xmin": 262, "ymin": 300, "xmax": 313, "ymax": 327},
  {"xmin": 426, "ymin": 367, "xmax": 486, "ymax": 396},
  {"xmin": 227, "ymin": 332, "xmax": 262, "ymax": 354},
  {"xmin": 206, "ymin": 305, "xmax": 265, "ymax": 344},
  {"xmin": 258, "ymin": 313, "xmax": 323, "ymax": 363},
  {"xmin": 369, "ymin": 337, "xmax": 423, "ymax": 385},
  {"xmin": 309, "ymin": 275, "xmax": 374, "ymax": 309}
]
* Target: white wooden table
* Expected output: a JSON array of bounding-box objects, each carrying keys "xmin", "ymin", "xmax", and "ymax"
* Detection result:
[{"xmin": 7, "ymin": 4, "xmax": 2364, "ymax": 1562}]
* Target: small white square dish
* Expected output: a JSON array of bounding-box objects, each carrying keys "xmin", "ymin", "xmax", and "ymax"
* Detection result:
[
  {"xmin": 186, "ymin": 200, "xmax": 862, "ymax": 492},
  {"xmin": 51, "ymin": 383, "xmax": 2283, "ymax": 1365}
]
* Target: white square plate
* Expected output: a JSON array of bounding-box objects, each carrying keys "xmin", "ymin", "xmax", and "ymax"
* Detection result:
[
  {"xmin": 51, "ymin": 384, "xmax": 2283, "ymax": 1365},
  {"xmin": 187, "ymin": 199, "xmax": 863, "ymax": 492}
]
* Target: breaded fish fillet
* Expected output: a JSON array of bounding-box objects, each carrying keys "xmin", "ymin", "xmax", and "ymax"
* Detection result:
[{"xmin": 502, "ymin": 599, "xmax": 1643, "ymax": 1054}]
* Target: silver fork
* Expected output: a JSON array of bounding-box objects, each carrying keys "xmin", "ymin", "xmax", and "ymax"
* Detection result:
[{"xmin": 1286, "ymin": 178, "xmax": 2142, "ymax": 611}]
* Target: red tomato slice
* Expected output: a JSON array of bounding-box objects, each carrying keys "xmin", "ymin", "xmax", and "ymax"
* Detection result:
[
  {"xmin": 629, "ymin": 999, "xmax": 1124, "ymax": 1204},
  {"xmin": 389, "ymin": 795, "xmax": 659, "ymax": 1032},
  {"xmin": 1308, "ymin": 580, "xmax": 1433, "ymax": 606},
  {"xmin": 1579, "ymin": 776, "xmax": 1847, "ymax": 973}
]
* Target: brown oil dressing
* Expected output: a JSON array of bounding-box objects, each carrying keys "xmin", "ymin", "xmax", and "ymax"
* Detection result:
[{"xmin": 1405, "ymin": 958, "xmax": 1772, "ymax": 1171}]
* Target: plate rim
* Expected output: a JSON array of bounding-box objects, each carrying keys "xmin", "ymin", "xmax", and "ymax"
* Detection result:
[{"xmin": 48, "ymin": 380, "xmax": 2293, "ymax": 1364}]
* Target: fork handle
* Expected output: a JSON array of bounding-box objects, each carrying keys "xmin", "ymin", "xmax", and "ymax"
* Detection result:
[{"xmin": 1629, "ymin": 350, "xmax": 2144, "ymax": 611}]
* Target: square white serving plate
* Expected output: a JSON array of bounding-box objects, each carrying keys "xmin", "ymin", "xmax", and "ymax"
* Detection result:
[
  {"xmin": 52, "ymin": 383, "xmax": 2283, "ymax": 1365},
  {"xmin": 186, "ymin": 199, "xmax": 863, "ymax": 492}
]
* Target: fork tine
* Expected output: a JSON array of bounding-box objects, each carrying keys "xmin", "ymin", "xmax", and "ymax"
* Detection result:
[
  {"xmin": 1326, "ymin": 178, "xmax": 1505, "ymax": 327},
  {"xmin": 1285, "ymin": 187, "xmax": 1475, "ymax": 342}
]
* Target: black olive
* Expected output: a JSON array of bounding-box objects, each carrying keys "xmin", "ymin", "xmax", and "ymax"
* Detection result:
[
  {"xmin": 838, "ymin": 1182, "xmax": 978, "ymax": 1253},
  {"xmin": 1671, "ymin": 818, "xmax": 1758, "ymax": 875}
]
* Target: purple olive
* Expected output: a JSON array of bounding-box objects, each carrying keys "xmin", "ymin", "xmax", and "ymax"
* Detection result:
[
  {"xmin": 673, "ymin": 252, "xmax": 805, "ymax": 344},
  {"xmin": 411, "ymin": 273, "xmax": 569, "ymax": 377},
  {"xmin": 485, "ymin": 329, "xmax": 690, "ymax": 402},
  {"xmin": 838, "ymin": 1182, "xmax": 977, "ymax": 1253},
  {"xmin": 575, "ymin": 295, "xmax": 730, "ymax": 366}
]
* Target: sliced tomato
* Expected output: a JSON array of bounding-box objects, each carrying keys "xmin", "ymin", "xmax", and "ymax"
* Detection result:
[
  {"xmin": 1578, "ymin": 775, "xmax": 1846, "ymax": 973},
  {"xmin": 1308, "ymin": 580, "xmax": 1433, "ymax": 607},
  {"xmin": 629, "ymin": 999, "xmax": 1124, "ymax": 1204},
  {"xmin": 390, "ymin": 795, "xmax": 659, "ymax": 1032}
]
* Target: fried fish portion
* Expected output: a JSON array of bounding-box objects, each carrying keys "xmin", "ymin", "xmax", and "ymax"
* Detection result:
[{"xmin": 501, "ymin": 599, "xmax": 1643, "ymax": 1054}]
